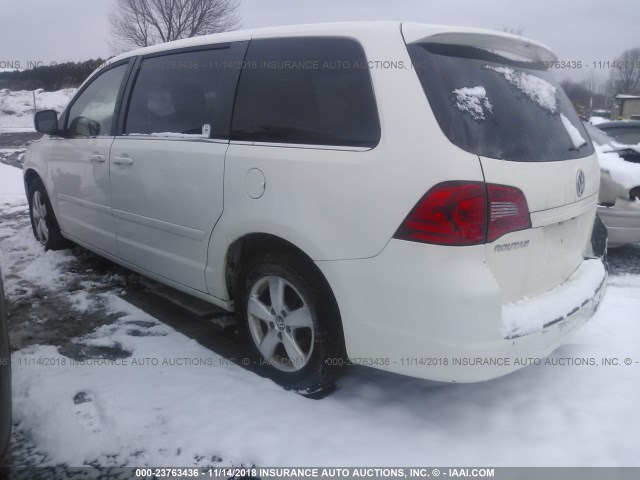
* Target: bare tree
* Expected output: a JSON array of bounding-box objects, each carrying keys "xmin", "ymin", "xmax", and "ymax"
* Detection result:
[
  {"xmin": 110, "ymin": 0, "xmax": 240, "ymax": 52},
  {"xmin": 608, "ymin": 47, "xmax": 640, "ymax": 95}
]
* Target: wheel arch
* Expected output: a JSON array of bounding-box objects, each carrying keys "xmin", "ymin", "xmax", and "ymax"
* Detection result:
[
  {"xmin": 224, "ymin": 233, "xmax": 338, "ymax": 310},
  {"xmin": 229, "ymin": 232, "xmax": 348, "ymax": 392},
  {"xmin": 23, "ymin": 168, "xmax": 42, "ymax": 194}
]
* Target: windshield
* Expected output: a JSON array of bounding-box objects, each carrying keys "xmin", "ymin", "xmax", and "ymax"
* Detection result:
[{"xmin": 407, "ymin": 43, "xmax": 594, "ymax": 162}]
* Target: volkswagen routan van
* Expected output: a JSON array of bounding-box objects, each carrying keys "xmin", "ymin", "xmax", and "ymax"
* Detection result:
[{"xmin": 24, "ymin": 22, "xmax": 607, "ymax": 395}]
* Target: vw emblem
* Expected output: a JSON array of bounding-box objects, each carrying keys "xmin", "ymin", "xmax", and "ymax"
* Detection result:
[{"xmin": 576, "ymin": 169, "xmax": 585, "ymax": 197}]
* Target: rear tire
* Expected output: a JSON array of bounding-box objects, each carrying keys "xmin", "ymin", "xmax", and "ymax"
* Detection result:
[
  {"xmin": 237, "ymin": 253, "xmax": 346, "ymax": 397},
  {"xmin": 28, "ymin": 178, "xmax": 72, "ymax": 251}
]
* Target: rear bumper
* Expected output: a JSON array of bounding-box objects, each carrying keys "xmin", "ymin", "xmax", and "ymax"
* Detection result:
[
  {"xmin": 317, "ymin": 240, "xmax": 607, "ymax": 383},
  {"xmin": 598, "ymin": 202, "xmax": 640, "ymax": 247}
]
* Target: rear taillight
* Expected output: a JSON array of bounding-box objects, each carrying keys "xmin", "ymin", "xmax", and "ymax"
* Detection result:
[
  {"xmin": 394, "ymin": 181, "xmax": 530, "ymax": 246},
  {"xmin": 486, "ymin": 184, "xmax": 531, "ymax": 242},
  {"xmin": 394, "ymin": 182, "xmax": 486, "ymax": 245}
]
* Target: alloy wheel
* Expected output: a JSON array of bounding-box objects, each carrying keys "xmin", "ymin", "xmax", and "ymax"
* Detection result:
[
  {"xmin": 32, "ymin": 191, "xmax": 49, "ymax": 245},
  {"xmin": 247, "ymin": 275, "xmax": 314, "ymax": 372}
]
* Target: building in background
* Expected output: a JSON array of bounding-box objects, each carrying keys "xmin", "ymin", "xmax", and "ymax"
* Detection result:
[{"xmin": 612, "ymin": 94, "xmax": 640, "ymax": 120}]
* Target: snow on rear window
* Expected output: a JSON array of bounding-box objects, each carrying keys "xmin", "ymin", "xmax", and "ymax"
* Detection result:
[
  {"xmin": 452, "ymin": 86, "xmax": 493, "ymax": 120},
  {"xmin": 484, "ymin": 65, "xmax": 557, "ymax": 113},
  {"xmin": 560, "ymin": 114, "xmax": 587, "ymax": 149}
]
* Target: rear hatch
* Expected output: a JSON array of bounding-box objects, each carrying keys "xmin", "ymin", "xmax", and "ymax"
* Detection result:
[{"xmin": 403, "ymin": 25, "xmax": 599, "ymax": 303}]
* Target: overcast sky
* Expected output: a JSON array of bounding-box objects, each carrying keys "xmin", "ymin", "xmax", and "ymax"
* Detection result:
[{"xmin": 0, "ymin": 0, "xmax": 636, "ymax": 87}]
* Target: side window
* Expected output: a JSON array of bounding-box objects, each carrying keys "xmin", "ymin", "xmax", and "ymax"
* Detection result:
[
  {"xmin": 67, "ymin": 63, "xmax": 128, "ymax": 137},
  {"xmin": 125, "ymin": 45, "xmax": 243, "ymax": 139},
  {"xmin": 231, "ymin": 37, "xmax": 381, "ymax": 148}
]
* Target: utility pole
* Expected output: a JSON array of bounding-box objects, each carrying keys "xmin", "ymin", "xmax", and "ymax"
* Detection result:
[{"xmin": 589, "ymin": 69, "xmax": 593, "ymax": 115}]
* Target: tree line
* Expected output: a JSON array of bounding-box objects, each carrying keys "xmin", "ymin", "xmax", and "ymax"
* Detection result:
[
  {"xmin": 0, "ymin": 0, "xmax": 239, "ymax": 91},
  {"xmin": 561, "ymin": 47, "xmax": 640, "ymax": 117},
  {"xmin": 2, "ymin": 6, "xmax": 638, "ymax": 110},
  {"xmin": 0, "ymin": 59, "xmax": 107, "ymax": 91}
]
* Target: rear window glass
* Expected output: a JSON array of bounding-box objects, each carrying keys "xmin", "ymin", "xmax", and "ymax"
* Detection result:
[
  {"xmin": 231, "ymin": 37, "xmax": 380, "ymax": 148},
  {"xmin": 600, "ymin": 127, "xmax": 640, "ymax": 145},
  {"xmin": 407, "ymin": 43, "xmax": 594, "ymax": 162}
]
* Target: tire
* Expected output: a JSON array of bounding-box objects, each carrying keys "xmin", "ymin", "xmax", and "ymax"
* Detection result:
[
  {"xmin": 237, "ymin": 253, "xmax": 346, "ymax": 397},
  {"xmin": 28, "ymin": 177, "xmax": 72, "ymax": 251}
]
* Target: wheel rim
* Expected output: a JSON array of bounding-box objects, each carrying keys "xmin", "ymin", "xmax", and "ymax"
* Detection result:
[
  {"xmin": 247, "ymin": 275, "xmax": 314, "ymax": 372},
  {"xmin": 32, "ymin": 191, "xmax": 49, "ymax": 245}
]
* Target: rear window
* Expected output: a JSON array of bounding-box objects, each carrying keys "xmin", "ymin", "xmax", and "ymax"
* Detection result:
[
  {"xmin": 407, "ymin": 43, "xmax": 594, "ymax": 162},
  {"xmin": 231, "ymin": 37, "xmax": 380, "ymax": 148},
  {"xmin": 600, "ymin": 126, "xmax": 640, "ymax": 145}
]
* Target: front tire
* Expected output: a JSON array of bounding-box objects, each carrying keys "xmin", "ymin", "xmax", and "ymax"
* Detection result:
[
  {"xmin": 28, "ymin": 178, "xmax": 71, "ymax": 251},
  {"xmin": 238, "ymin": 253, "xmax": 346, "ymax": 397}
]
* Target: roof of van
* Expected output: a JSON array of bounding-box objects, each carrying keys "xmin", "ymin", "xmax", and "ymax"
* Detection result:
[{"xmin": 107, "ymin": 21, "xmax": 556, "ymax": 65}]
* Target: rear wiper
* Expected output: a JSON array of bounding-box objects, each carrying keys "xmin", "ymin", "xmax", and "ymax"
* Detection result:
[{"xmin": 569, "ymin": 141, "xmax": 588, "ymax": 152}]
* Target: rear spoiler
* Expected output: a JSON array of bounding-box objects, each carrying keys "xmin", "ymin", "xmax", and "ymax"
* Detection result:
[{"xmin": 401, "ymin": 23, "xmax": 557, "ymax": 64}]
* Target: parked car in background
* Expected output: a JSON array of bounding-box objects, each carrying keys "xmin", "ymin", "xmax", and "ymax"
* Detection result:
[
  {"xmin": 596, "ymin": 120, "xmax": 640, "ymax": 146},
  {"xmin": 0, "ymin": 270, "xmax": 10, "ymax": 464},
  {"xmin": 589, "ymin": 109, "xmax": 611, "ymax": 126},
  {"xmin": 24, "ymin": 22, "xmax": 607, "ymax": 395},
  {"xmin": 585, "ymin": 122, "xmax": 640, "ymax": 247}
]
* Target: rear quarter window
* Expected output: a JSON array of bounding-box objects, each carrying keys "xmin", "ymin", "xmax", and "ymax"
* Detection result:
[
  {"xmin": 407, "ymin": 43, "xmax": 594, "ymax": 162},
  {"xmin": 231, "ymin": 37, "xmax": 381, "ymax": 148}
]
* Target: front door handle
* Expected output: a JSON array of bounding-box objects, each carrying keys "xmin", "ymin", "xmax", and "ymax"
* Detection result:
[
  {"xmin": 112, "ymin": 155, "xmax": 134, "ymax": 166},
  {"xmin": 89, "ymin": 153, "xmax": 106, "ymax": 163}
]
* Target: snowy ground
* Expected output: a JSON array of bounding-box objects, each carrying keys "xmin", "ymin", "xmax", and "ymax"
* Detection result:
[
  {"xmin": 0, "ymin": 89, "xmax": 75, "ymax": 133},
  {"xmin": 1, "ymin": 140, "xmax": 640, "ymax": 470}
]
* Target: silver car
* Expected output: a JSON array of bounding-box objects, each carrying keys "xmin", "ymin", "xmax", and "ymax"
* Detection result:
[{"xmin": 585, "ymin": 122, "xmax": 640, "ymax": 247}]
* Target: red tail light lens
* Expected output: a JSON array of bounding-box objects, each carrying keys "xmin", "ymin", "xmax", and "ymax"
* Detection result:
[
  {"xmin": 394, "ymin": 181, "xmax": 530, "ymax": 246},
  {"xmin": 394, "ymin": 181, "xmax": 487, "ymax": 246}
]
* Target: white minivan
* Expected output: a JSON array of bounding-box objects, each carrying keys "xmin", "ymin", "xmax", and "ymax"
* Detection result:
[{"xmin": 24, "ymin": 22, "xmax": 607, "ymax": 395}]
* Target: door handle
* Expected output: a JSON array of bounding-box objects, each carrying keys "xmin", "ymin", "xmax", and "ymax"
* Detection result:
[
  {"xmin": 89, "ymin": 153, "xmax": 106, "ymax": 163},
  {"xmin": 112, "ymin": 155, "xmax": 134, "ymax": 166}
]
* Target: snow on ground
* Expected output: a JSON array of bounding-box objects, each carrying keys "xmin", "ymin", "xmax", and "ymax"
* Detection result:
[
  {"xmin": 0, "ymin": 162, "xmax": 639, "ymax": 468},
  {"xmin": 0, "ymin": 162, "xmax": 25, "ymax": 206},
  {"xmin": 0, "ymin": 88, "xmax": 75, "ymax": 132},
  {"xmin": 590, "ymin": 116, "xmax": 610, "ymax": 125}
]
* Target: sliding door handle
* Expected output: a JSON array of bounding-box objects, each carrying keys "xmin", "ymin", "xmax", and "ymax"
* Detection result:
[{"xmin": 112, "ymin": 155, "xmax": 134, "ymax": 166}]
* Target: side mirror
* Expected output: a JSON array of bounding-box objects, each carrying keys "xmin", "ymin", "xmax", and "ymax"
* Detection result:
[{"xmin": 34, "ymin": 110, "xmax": 59, "ymax": 135}]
